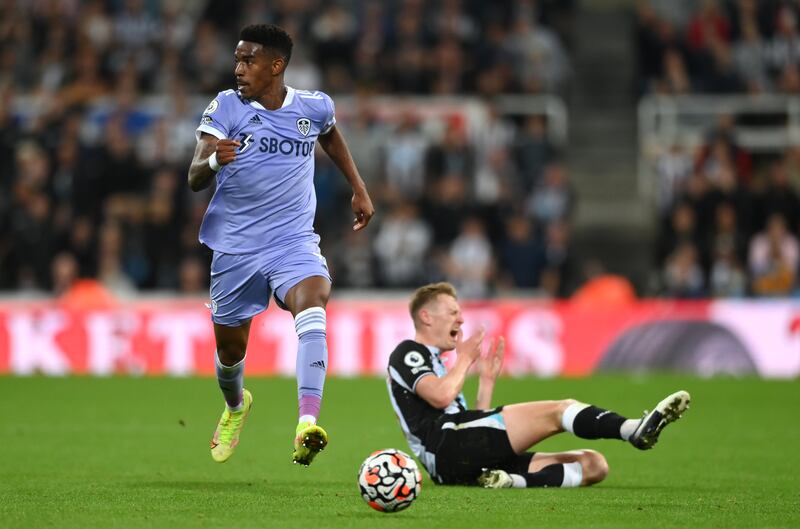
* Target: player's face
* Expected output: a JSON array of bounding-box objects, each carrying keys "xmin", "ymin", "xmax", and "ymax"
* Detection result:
[
  {"xmin": 234, "ymin": 41, "xmax": 273, "ymax": 99},
  {"xmin": 428, "ymin": 295, "xmax": 464, "ymax": 351}
]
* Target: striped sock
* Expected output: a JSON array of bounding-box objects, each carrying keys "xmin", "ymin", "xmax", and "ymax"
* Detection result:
[
  {"xmin": 562, "ymin": 403, "xmax": 627, "ymax": 440},
  {"xmin": 215, "ymin": 352, "xmax": 245, "ymax": 412},
  {"xmin": 295, "ymin": 307, "xmax": 327, "ymax": 422}
]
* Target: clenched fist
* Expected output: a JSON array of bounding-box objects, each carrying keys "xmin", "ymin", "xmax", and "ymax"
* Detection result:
[{"xmin": 215, "ymin": 139, "xmax": 241, "ymax": 165}]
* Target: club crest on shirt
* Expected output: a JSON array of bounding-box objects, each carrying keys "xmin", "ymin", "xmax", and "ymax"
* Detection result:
[
  {"xmin": 296, "ymin": 117, "xmax": 311, "ymax": 137},
  {"xmin": 204, "ymin": 99, "xmax": 219, "ymax": 115}
]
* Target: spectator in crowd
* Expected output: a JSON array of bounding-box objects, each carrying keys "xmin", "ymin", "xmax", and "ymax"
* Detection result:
[
  {"xmin": 705, "ymin": 201, "xmax": 748, "ymax": 270},
  {"xmin": 504, "ymin": 15, "xmax": 571, "ymax": 93},
  {"xmin": 329, "ymin": 229, "xmax": 376, "ymax": 290},
  {"xmin": 709, "ymin": 241, "xmax": 747, "ymax": 297},
  {"xmin": 655, "ymin": 48, "xmax": 693, "ymax": 94},
  {"xmin": 383, "ymin": 113, "xmax": 428, "ymax": 200},
  {"xmin": 443, "ymin": 216, "xmax": 495, "ymax": 299},
  {"xmin": 525, "ymin": 162, "xmax": 575, "ymax": 227},
  {"xmin": 97, "ymin": 221, "xmax": 136, "ymax": 296},
  {"xmin": 732, "ymin": 18, "xmax": 769, "ymax": 93},
  {"xmin": 499, "ymin": 214, "xmax": 545, "ymax": 289},
  {"xmin": 748, "ymin": 214, "xmax": 799, "ymax": 297},
  {"xmin": 373, "ymin": 201, "xmax": 432, "ymax": 288},
  {"xmin": 656, "ymin": 202, "xmax": 700, "ymax": 274},
  {"xmin": 425, "ymin": 118, "xmax": 475, "ymax": 186},
  {"xmin": 541, "ymin": 219, "xmax": 575, "ymax": 297},
  {"xmin": 513, "ymin": 114, "xmax": 554, "ymax": 195},
  {"xmin": 51, "ymin": 252, "xmax": 79, "ymax": 297},
  {"xmin": 663, "ymin": 242, "xmax": 706, "ymax": 298},
  {"xmin": 655, "ymin": 144, "xmax": 694, "ymax": 216}
]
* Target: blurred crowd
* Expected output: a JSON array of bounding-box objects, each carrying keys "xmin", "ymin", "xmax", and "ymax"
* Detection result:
[
  {"xmin": 653, "ymin": 115, "xmax": 800, "ymax": 297},
  {"xmin": 0, "ymin": 0, "xmax": 578, "ymax": 299},
  {"xmin": 636, "ymin": 0, "xmax": 800, "ymax": 95},
  {"xmin": 639, "ymin": 0, "xmax": 800, "ymax": 297}
]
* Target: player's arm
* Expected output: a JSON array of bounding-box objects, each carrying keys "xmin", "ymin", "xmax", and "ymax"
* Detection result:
[
  {"xmin": 475, "ymin": 337, "xmax": 505, "ymax": 409},
  {"xmin": 415, "ymin": 329, "xmax": 484, "ymax": 409},
  {"xmin": 187, "ymin": 132, "xmax": 240, "ymax": 192},
  {"xmin": 317, "ymin": 125, "xmax": 375, "ymax": 231}
]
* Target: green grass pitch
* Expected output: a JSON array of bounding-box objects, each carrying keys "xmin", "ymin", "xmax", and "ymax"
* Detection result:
[{"xmin": 1, "ymin": 375, "xmax": 798, "ymax": 528}]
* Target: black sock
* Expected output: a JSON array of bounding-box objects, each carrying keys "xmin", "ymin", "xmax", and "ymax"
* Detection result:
[
  {"xmin": 572, "ymin": 405, "xmax": 627, "ymax": 440},
  {"xmin": 524, "ymin": 464, "xmax": 564, "ymax": 488}
]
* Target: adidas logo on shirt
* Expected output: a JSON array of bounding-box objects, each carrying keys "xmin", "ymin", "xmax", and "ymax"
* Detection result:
[{"xmin": 249, "ymin": 115, "xmax": 262, "ymax": 125}]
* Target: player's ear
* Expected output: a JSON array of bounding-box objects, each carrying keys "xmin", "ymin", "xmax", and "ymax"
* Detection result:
[
  {"xmin": 418, "ymin": 308, "xmax": 432, "ymax": 326},
  {"xmin": 271, "ymin": 56, "xmax": 287, "ymax": 76}
]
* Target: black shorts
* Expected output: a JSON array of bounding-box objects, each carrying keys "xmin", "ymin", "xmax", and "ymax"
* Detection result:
[{"xmin": 429, "ymin": 407, "xmax": 535, "ymax": 485}]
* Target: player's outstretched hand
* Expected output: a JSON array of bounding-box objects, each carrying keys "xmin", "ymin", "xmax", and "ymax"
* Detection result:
[
  {"xmin": 479, "ymin": 336, "xmax": 505, "ymax": 382},
  {"xmin": 351, "ymin": 190, "xmax": 375, "ymax": 231},
  {"xmin": 456, "ymin": 326, "xmax": 485, "ymax": 365},
  {"xmin": 216, "ymin": 139, "xmax": 241, "ymax": 165}
]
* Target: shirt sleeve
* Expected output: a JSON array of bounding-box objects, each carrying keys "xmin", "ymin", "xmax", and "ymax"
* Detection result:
[
  {"xmin": 195, "ymin": 93, "xmax": 233, "ymax": 141},
  {"xmin": 319, "ymin": 92, "xmax": 336, "ymax": 135},
  {"xmin": 388, "ymin": 345, "xmax": 435, "ymax": 393}
]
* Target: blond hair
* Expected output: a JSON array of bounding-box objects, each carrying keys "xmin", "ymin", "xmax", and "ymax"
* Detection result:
[{"xmin": 409, "ymin": 282, "xmax": 458, "ymax": 329}]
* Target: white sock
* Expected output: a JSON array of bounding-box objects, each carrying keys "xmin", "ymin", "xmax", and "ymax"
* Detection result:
[
  {"xmin": 561, "ymin": 462, "xmax": 583, "ymax": 488},
  {"xmin": 509, "ymin": 473, "xmax": 527, "ymax": 488},
  {"xmin": 298, "ymin": 414, "xmax": 317, "ymax": 425},
  {"xmin": 561, "ymin": 402, "xmax": 590, "ymax": 433},
  {"xmin": 620, "ymin": 419, "xmax": 639, "ymax": 441}
]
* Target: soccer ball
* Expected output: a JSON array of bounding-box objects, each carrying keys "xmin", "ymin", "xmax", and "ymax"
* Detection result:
[{"xmin": 357, "ymin": 448, "xmax": 422, "ymax": 513}]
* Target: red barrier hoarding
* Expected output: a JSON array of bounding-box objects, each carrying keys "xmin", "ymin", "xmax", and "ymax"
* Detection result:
[{"xmin": 0, "ymin": 299, "xmax": 798, "ymax": 378}]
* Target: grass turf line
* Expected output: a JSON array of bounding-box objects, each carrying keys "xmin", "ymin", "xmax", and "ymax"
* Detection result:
[{"xmin": 1, "ymin": 375, "xmax": 798, "ymax": 529}]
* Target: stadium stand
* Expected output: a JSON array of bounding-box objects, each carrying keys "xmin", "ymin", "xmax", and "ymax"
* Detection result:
[
  {"xmin": 637, "ymin": 0, "xmax": 800, "ymax": 297},
  {"xmin": 0, "ymin": 0, "xmax": 578, "ymax": 298}
]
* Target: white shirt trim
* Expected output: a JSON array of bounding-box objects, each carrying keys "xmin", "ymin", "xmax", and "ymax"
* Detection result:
[
  {"xmin": 320, "ymin": 116, "xmax": 336, "ymax": 135},
  {"xmin": 248, "ymin": 85, "xmax": 295, "ymax": 111},
  {"xmin": 196, "ymin": 124, "xmax": 227, "ymax": 141}
]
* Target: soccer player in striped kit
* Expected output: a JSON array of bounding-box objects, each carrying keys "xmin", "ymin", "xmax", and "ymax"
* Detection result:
[{"xmin": 387, "ymin": 283, "xmax": 691, "ymax": 488}]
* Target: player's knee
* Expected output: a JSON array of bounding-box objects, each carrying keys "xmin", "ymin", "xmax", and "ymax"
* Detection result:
[
  {"xmin": 559, "ymin": 398, "xmax": 579, "ymax": 410},
  {"xmin": 216, "ymin": 341, "xmax": 247, "ymax": 365},
  {"xmin": 580, "ymin": 450, "xmax": 609, "ymax": 485},
  {"xmin": 555, "ymin": 398, "xmax": 579, "ymax": 425}
]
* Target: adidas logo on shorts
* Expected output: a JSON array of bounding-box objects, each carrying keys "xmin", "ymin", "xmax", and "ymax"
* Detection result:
[{"xmin": 249, "ymin": 115, "xmax": 262, "ymax": 125}]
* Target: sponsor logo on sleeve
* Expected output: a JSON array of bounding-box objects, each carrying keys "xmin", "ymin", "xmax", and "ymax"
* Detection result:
[
  {"xmin": 404, "ymin": 351, "xmax": 430, "ymax": 374},
  {"xmin": 204, "ymin": 99, "xmax": 219, "ymax": 115}
]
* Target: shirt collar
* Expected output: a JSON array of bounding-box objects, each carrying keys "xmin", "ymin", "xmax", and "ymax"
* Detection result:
[
  {"xmin": 424, "ymin": 344, "xmax": 442, "ymax": 358},
  {"xmin": 241, "ymin": 85, "xmax": 295, "ymax": 111}
]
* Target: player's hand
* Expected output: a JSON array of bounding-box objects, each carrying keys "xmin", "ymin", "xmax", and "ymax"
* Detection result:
[
  {"xmin": 351, "ymin": 190, "xmax": 375, "ymax": 231},
  {"xmin": 215, "ymin": 139, "xmax": 241, "ymax": 165},
  {"xmin": 479, "ymin": 336, "xmax": 505, "ymax": 382},
  {"xmin": 456, "ymin": 326, "xmax": 485, "ymax": 365}
]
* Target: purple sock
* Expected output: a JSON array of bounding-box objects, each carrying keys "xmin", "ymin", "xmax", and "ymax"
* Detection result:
[
  {"xmin": 299, "ymin": 395, "xmax": 321, "ymax": 419},
  {"xmin": 215, "ymin": 352, "xmax": 244, "ymax": 411},
  {"xmin": 295, "ymin": 307, "xmax": 327, "ymax": 422}
]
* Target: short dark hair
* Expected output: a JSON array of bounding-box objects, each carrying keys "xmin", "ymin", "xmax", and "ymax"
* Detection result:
[
  {"xmin": 409, "ymin": 282, "xmax": 458, "ymax": 329},
  {"xmin": 239, "ymin": 24, "xmax": 293, "ymax": 63}
]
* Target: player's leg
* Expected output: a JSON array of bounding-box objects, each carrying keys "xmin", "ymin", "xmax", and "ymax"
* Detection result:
[
  {"xmin": 479, "ymin": 450, "xmax": 608, "ymax": 489},
  {"xmin": 208, "ymin": 251, "xmax": 269, "ymax": 463},
  {"xmin": 277, "ymin": 266, "xmax": 332, "ymax": 466},
  {"xmin": 282, "ymin": 276, "xmax": 331, "ymax": 422},
  {"xmin": 210, "ymin": 320, "xmax": 256, "ymax": 463},
  {"xmin": 268, "ymin": 238, "xmax": 333, "ymax": 465},
  {"xmin": 501, "ymin": 389, "xmax": 690, "ymax": 453},
  {"xmin": 214, "ymin": 321, "xmax": 251, "ymax": 411}
]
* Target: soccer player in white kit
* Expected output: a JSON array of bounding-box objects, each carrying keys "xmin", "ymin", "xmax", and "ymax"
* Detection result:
[{"xmin": 187, "ymin": 24, "xmax": 374, "ymax": 466}]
